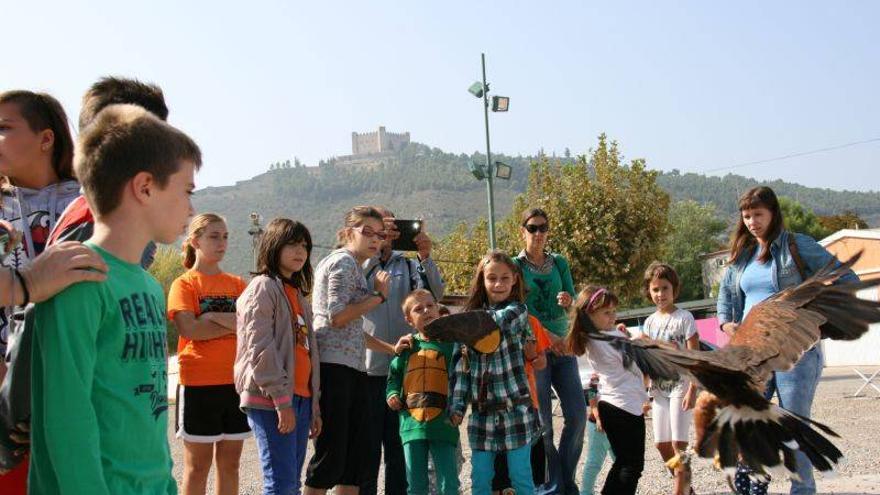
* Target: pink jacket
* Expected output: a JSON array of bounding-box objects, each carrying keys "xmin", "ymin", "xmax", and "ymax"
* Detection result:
[{"xmin": 234, "ymin": 275, "xmax": 320, "ymax": 417}]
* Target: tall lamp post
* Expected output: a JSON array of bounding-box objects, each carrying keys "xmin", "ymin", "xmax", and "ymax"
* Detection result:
[
  {"xmin": 467, "ymin": 53, "xmax": 511, "ymax": 250},
  {"xmin": 247, "ymin": 212, "xmax": 264, "ymax": 271}
]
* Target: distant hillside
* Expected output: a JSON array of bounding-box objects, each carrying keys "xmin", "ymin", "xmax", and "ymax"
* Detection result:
[{"xmin": 193, "ymin": 142, "xmax": 880, "ymax": 277}]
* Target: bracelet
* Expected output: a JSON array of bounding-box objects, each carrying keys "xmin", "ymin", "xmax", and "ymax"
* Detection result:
[
  {"xmin": 371, "ymin": 290, "xmax": 386, "ymax": 304},
  {"xmin": 13, "ymin": 268, "xmax": 30, "ymax": 306}
]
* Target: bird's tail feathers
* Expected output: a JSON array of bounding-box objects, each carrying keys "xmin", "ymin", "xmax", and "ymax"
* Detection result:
[{"xmin": 703, "ymin": 403, "xmax": 843, "ymax": 478}]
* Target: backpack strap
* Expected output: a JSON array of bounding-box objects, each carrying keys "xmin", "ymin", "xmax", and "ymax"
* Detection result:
[{"xmin": 787, "ymin": 233, "xmax": 809, "ymax": 280}]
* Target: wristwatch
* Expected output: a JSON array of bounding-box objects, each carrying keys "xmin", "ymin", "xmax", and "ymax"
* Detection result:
[{"xmin": 371, "ymin": 290, "xmax": 386, "ymax": 304}]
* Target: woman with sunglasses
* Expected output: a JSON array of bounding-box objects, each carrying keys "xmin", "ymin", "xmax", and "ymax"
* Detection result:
[
  {"xmin": 304, "ymin": 206, "xmax": 411, "ymax": 495},
  {"xmin": 513, "ymin": 208, "xmax": 584, "ymax": 495}
]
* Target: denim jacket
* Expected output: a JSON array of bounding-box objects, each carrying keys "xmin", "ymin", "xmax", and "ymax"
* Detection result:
[{"xmin": 716, "ymin": 230, "xmax": 858, "ymax": 325}]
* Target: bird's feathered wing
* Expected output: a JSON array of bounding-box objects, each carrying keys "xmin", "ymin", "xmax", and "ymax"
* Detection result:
[{"xmin": 422, "ymin": 311, "xmax": 501, "ymax": 353}]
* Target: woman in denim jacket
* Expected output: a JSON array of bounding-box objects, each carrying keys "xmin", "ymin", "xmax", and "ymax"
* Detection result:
[{"xmin": 716, "ymin": 186, "xmax": 857, "ymax": 495}]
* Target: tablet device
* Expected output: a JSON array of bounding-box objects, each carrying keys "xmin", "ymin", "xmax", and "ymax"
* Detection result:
[{"xmin": 392, "ymin": 219, "xmax": 423, "ymax": 251}]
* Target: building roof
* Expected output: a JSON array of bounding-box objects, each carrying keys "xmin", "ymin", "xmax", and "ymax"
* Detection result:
[{"xmin": 820, "ymin": 228, "xmax": 880, "ymax": 247}]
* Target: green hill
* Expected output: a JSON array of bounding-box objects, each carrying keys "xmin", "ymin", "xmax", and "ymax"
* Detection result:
[{"xmin": 192, "ymin": 142, "xmax": 880, "ymax": 277}]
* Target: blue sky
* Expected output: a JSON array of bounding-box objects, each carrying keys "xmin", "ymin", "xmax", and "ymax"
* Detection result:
[{"xmin": 5, "ymin": 1, "xmax": 878, "ymax": 191}]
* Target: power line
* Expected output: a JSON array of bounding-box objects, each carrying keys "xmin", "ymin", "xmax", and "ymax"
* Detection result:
[
  {"xmin": 312, "ymin": 243, "xmax": 477, "ymax": 265},
  {"xmin": 698, "ymin": 136, "xmax": 880, "ymax": 174}
]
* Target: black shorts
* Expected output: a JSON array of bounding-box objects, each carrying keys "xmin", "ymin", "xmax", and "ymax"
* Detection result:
[
  {"xmin": 305, "ymin": 363, "xmax": 370, "ymax": 488},
  {"xmin": 175, "ymin": 384, "xmax": 251, "ymax": 442}
]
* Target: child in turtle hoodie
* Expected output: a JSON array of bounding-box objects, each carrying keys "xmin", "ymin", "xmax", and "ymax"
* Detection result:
[{"xmin": 386, "ymin": 289, "xmax": 459, "ymax": 495}]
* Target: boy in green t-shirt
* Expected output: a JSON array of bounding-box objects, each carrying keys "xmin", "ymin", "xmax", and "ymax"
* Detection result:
[
  {"xmin": 386, "ymin": 289, "xmax": 459, "ymax": 495},
  {"xmin": 29, "ymin": 104, "xmax": 202, "ymax": 495}
]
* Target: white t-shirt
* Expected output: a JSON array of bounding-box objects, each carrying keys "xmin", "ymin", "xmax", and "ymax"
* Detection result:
[
  {"xmin": 641, "ymin": 308, "xmax": 697, "ymax": 398},
  {"xmin": 585, "ymin": 328, "xmax": 647, "ymax": 416}
]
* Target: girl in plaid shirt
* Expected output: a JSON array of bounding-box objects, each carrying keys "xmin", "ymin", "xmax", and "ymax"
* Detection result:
[{"xmin": 449, "ymin": 250, "xmax": 541, "ymax": 495}]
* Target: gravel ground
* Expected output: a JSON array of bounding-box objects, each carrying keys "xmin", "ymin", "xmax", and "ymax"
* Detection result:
[{"xmin": 170, "ymin": 366, "xmax": 880, "ymax": 494}]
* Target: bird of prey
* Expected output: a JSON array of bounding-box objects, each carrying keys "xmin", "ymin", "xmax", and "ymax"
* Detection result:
[
  {"xmin": 423, "ymin": 310, "xmax": 500, "ymax": 354},
  {"xmin": 623, "ymin": 252, "xmax": 880, "ymax": 481}
]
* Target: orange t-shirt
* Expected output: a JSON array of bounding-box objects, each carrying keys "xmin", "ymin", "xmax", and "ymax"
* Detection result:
[
  {"xmin": 283, "ymin": 284, "xmax": 312, "ymax": 398},
  {"xmin": 167, "ymin": 271, "xmax": 246, "ymax": 386},
  {"xmin": 526, "ymin": 315, "xmax": 551, "ymax": 409}
]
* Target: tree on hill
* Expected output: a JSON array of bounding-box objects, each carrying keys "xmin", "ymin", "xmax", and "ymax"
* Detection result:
[
  {"xmin": 819, "ymin": 210, "xmax": 869, "ymax": 233},
  {"xmin": 779, "ymin": 196, "xmax": 832, "ymax": 241}
]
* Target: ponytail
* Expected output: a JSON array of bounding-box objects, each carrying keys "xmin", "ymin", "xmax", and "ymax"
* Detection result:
[{"xmin": 182, "ymin": 240, "xmax": 197, "ymax": 269}]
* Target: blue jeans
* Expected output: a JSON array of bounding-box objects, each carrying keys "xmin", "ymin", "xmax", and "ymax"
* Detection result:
[
  {"xmin": 767, "ymin": 345, "xmax": 824, "ymax": 495},
  {"xmin": 246, "ymin": 396, "xmax": 312, "ymax": 495},
  {"xmin": 580, "ymin": 421, "xmax": 613, "ymax": 495},
  {"xmin": 536, "ymin": 354, "xmax": 587, "ymax": 495},
  {"xmin": 471, "ymin": 444, "xmax": 534, "ymax": 495}
]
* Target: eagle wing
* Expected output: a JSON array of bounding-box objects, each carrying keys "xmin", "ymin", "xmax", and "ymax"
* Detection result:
[
  {"xmin": 422, "ymin": 311, "xmax": 500, "ymax": 353},
  {"xmin": 729, "ymin": 251, "xmax": 879, "ymax": 381}
]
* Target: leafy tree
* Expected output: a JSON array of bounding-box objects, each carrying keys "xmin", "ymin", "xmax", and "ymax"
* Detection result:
[
  {"xmin": 294, "ymin": 157, "xmax": 302, "ymax": 168},
  {"xmin": 779, "ymin": 196, "xmax": 832, "ymax": 240},
  {"xmin": 148, "ymin": 244, "xmax": 186, "ymax": 352},
  {"xmin": 819, "ymin": 211, "xmax": 869, "ymax": 233},
  {"xmin": 436, "ymin": 134, "xmax": 670, "ymax": 304},
  {"xmin": 661, "ymin": 200, "xmax": 727, "ymax": 301}
]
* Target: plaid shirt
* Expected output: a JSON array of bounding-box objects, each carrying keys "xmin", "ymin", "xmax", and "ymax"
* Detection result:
[{"xmin": 449, "ymin": 301, "xmax": 540, "ymax": 452}]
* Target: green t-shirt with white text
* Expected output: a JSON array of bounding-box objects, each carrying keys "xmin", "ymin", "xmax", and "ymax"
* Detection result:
[{"xmin": 30, "ymin": 242, "xmax": 176, "ymax": 495}]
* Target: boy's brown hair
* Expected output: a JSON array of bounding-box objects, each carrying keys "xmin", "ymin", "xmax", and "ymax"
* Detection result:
[
  {"xmin": 79, "ymin": 76, "xmax": 168, "ymax": 131},
  {"xmin": 74, "ymin": 104, "xmax": 201, "ymax": 216},
  {"xmin": 642, "ymin": 262, "xmax": 681, "ymax": 300},
  {"xmin": 401, "ymin": 288, "xmax": 436, "ymax": 320}
]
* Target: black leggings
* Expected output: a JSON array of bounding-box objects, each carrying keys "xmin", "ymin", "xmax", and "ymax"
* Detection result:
[{"xmin": 597, "ymin": 401, "xmax": 645, "ymax": 495}]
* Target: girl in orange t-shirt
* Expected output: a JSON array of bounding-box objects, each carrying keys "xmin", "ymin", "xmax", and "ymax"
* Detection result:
[{"xmin": 167, "ymin": 213, "xmax": 248, "ymax": 495}]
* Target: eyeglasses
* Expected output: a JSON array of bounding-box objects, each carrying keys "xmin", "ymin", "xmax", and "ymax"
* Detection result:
[
  {"xmin": 354, "ymin": 226, "xmax": 388, "ymax": 240},
  {"xmin": 524, "ymin": 223, "xmax": 549, "ymax": 234}
]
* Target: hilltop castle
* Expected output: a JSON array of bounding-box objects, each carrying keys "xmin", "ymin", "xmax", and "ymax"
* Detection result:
[{"xmin": 351, "ymin": 126, "xmax": 410, "ymax": 155}]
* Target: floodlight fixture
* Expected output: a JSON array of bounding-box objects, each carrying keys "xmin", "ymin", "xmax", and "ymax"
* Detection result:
[
  {"xmin": 494, "ymin": 161, "xmax": 512, "ymax": 180},
  {"xmin": 492, "ymin": 96, "xmax": 510, "ymax": 112},
  {"xmin": 468, "ymin": 81, "xmax": 486, "ymax": 98},
  {"xmin": 468, "ymin": 160, "xmax": 487, "ymax": 180}
]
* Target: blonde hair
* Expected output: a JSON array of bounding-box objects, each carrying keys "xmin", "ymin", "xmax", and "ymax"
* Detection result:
[{"xmin": 182, "ymin": 213, "xmax": 226, "ymax": 268}]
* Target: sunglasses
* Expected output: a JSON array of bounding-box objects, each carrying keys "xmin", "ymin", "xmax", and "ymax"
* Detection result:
[
  {"xmin": 354, "ymin": 226, "xmax": 388, "ymax": 240},
  {"xmin": 524, "ymin": 223, "xmax": 549, "ymax": 234}
]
